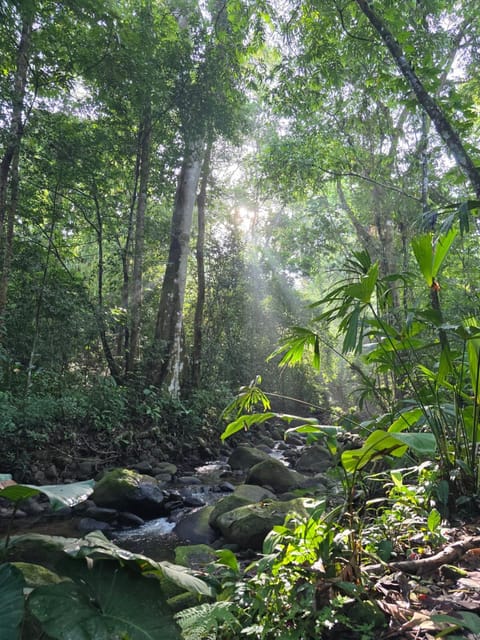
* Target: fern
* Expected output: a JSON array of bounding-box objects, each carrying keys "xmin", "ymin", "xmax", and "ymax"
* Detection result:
[{"xmin": 175, "ymin": 602, "xmax": 239, "ymax": 640}]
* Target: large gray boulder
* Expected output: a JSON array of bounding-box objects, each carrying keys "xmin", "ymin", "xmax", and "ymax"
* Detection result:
[
  {"xmin": 228, "ymin": 445, "xmax": 270, "ymax": 471},
  {"xmin": 295, "ymin": 444, "xmax": 333, "ymax": 474},
  {"xmin": 217, "ymin": 498, "xmax": 312, "ymax": 550},
  {"xmin": 209, "ymin": 484, "xmax": 275, "ymax": 529},
  {"xmin": 91, "ymin": 468, "xmax": 166, "ymax": 519},
  {"xmin": 174, "ymin": 506, "xmax": 218, "ymax": 545},
  {"xmin": 246, "ymin": 457, "xmax": 306, "ymax": 493}
]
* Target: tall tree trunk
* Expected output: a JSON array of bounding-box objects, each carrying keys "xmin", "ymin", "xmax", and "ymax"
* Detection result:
[
  {"xmin": 191, "ymin": 140, "xmax": 212, "ymax": 389},
  {"xmin": 0, "ymin": 9, "xmax": 33, "ymax": 323},
  {"xmin": 26, "ymin": 189, "xmax": 58, "ymax": 393},
  {"xmin": 0, "ymin": 145, "xmax": 19, "ymax": 320},
  {"xmin": 92, "ymin": 191, "xmax": 122, "ymax": 384},
  {"xmin": 149, "ymin": 141, "xmax": 205, "ymax": 394},
  {"xmin": 355, "ymin": 0, "xmax": 480, "ymax": 198},
  {"xmin": 127, "ymin": 101, "xmax": 152, "ymax": 375},
  {"xmin": 115, "ymin": 125, "xmax": 142, "ymax": 369}
]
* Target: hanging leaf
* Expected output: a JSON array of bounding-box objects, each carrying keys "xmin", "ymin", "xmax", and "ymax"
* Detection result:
[
  {"xmin": 411, "ymin": 234, "xmax": 434, "ymax": 286},
  {"xmin": 269, "ymin": 327, "xmax": 321, "ymax": 369},
  {"xmin": 388, "ymin": 408, "xmax": 424, "ymax": 433},
  {"xmin": 432, "ymin": 227, "xmax": 457, "ymax": 278},
  {"xmin": 341, "ymin": 431, "xmax": 409, "ymax": 473},
  {"xmin": 220, "ymin": 412, "xmax": 276, "ymax": 441},
  {"xmin": 341, "ymin": 304, "xmax": 361, "ymax": 353},
  {"xmin": 341, "ymin": 430, "xmax": 436, "ymax": 473}
]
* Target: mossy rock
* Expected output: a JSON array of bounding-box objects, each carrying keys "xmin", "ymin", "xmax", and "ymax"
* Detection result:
[
  {"xmin": 174, "ymin": 506, "xmax": 218, "ymax": 545},
  {"xmin": 174, "ymin": 544, "xmax": 217, "ymax": 570},
  {"xmin": 295, "ymin": 445, "xmax": 333, "ymax": 473},
  {"xmin": 209, "ymin": 484, "xmax": 275, "ymax": 529},
  {"xmin": 228, "ymin": 446, "xmax": 270, "ymax": 471},
  {"xmin": 217, "ymin": 497, "xmax": 312, "ymax": 550},
  {"xmin": 91, "ymin": 468, "xmax": 166, "ymax": 518},
  {"xmin": 246, "ymin": 458, "xmax": 306, "ymax": 493}
]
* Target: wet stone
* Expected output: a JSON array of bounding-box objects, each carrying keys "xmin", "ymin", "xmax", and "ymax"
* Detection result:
[{"xmin": 77, "ymin": 517, "xmax": 112, "ymax": 534}]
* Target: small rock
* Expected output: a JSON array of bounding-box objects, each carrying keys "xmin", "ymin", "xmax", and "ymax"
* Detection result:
[
  {"xmin": 177, "ymin": 476, "xmax": 202, "ymax": 485},
  {"xmin": 132, "ymin": 461, "xmax": 153, "ymax": 474},
  {"xmin": 155, "ymin": 462, "xmax": 177, "ymax": 476},
  {"xmin": 21, "ymin": 497, "xmax": 47, "ymax": 516},
  {"xmin": 77, "ymin": 518, "xmax": 112, "ymax": 534},
  {"xmin": 116, "ymin": 512, "xmax": 145, "ymax": 527},
  {"xmin": 164, "ymin": 500, "xmax": 184, "ymax": 513},
  {"xmin": 154, "ymin": 473, "xmax": 172, "ymax": 483},
  {"xmin": 33, "ymin": 470, "xmax": 46, "ymax": 484},
  {"xmin": 183, "ymin": 496, "xmax": 206, "ymax": 508},
  {"xmin": 77, "ymin": 460, "xmax": 96, "ymax": 477},
  {"xmin": 84, "ymin": 506, "xmax": 118, "ymax": 522},
  {"xmin": 219, "ymin": 481, "xmax": 235, "ymax": 492}
]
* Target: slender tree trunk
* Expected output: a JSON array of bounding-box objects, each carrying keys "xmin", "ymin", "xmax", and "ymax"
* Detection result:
[
  {"xmin": 26, "ymin": 190, "xmax": 58, "ymax": 393},
  {"xmin": 92, "ymin": 192, "xmax": 122, "ymax": 384},
  {"xmin": 148, "ymin": 140, "xmax": 205, "ymax": 394},
  {"xmin": 127, "ymin": 101, "xmax": 152, "ymax": 375},
  {"xmin": 0, "ymin": 10, "xmax": 33, "ymax": 324},
  {"xmin": 0, "ymin": 146, "xmax": 20, "ymax": 319},
  {"xmin": 191, "ymin": 140, "xmax": 212, "ymax": 389},
  {"xmin": 355, "ymin": 0, "xmax": 480, "ymax": 198}
]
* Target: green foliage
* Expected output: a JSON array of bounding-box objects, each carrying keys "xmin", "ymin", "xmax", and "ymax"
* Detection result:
[
  {"xmin": 1, "ymin": 531, "xmax": 216, "ymax": 640},
  {"xmin": 210, "ymin": 504, "xmax": 385, "ymax": 639},
  {"xmin": 27, "ymin": 560, "xmax": 181, "ymax": 640},
  {"xmin": 175, "ymin": 602, "xmax": 239, "ymax": 640},
  {"xmin": 411, "ymin": 228, "xmax": 458, "ymax": 287},
  {"xmin": 0, "ymin": 563, "xmax": 25, "ymax": 640},
  {"xmin": 341, "ymin": 430, "xmax": 436, "ymax": 473}
]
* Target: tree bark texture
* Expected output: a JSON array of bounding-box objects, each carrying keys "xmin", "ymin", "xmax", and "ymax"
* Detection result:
[
  {"xmin": 0, "ymin": 9, "xmax": 33, "ymax": 322},
  {"xmin": 127, "ymin": 101, "xmax": 152, "ymax": 374},
  {"xmin": 92, "ymin": 192, "xmax": 122, "ymax": 384},
  {"xmin": 150, "ymin": 141, "xmax": 205, "ymax": 394},
  {"xmin": 355, "ymin": 0, "xmax": 480, "ymax": 198},
  {"xmin": 191, "ymin": 140, "xmax": 212, "ymax": 389}
]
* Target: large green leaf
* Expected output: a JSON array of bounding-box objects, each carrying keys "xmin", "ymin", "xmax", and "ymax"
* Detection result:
[
  {"xmin": 432, "ymin": 227, "xmax": 457, "ymax": 279},
  {"xmin": 412, "ymin": 229, "xmax": 457, "ymax": 287},
  {"xmin": 27, "ymin": 560, "xmax": 181, "ymax": 640},
  {"xmin": 0, "ymin": 563, "xmax": 25, "ymax": 640},
  {"xmin": 341, "ymin": 430, "xmax": 436, "ymax": 473},
  {"xmin": 391, "ymin": 432, "xmax": 436, "ymax": 456},
  {"xmin": 62, "ymin": 532, "xmax": 214, "ymax": 597},
  {"xmin": 0, "ymin": 485, "xmax": 40, "ymax": 504},
  {"xmin": 411, "ymin": 234, "xmax": 434, "ymax": 286},
  {"xmin": 220, "ymin": 412, "xmax": 275, "ymax": 441},
  {"xmin": 24, "ymin": 480, "xmax": 95, "ymax": 510},
  {"xmin": 0, "ymin": 480, "xmax": 94, "ymax": 510},
  {"xmin": 341, "ymin": 431, "xmax": 408, "ymax": 473},
  {"xmin": 388, "ymin": 408, "xmax": 424, "ymax": 433}
]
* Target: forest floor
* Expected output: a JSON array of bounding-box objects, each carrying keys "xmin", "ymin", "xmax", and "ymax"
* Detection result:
[{"xmin": 366, "ymin": 521, "xmax": 480, "ymax": 639}]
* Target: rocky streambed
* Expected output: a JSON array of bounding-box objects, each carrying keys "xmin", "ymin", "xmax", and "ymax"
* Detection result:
[{"xmin": 1, "ymin": 427, "xmax": 349, "ymax": 564}]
